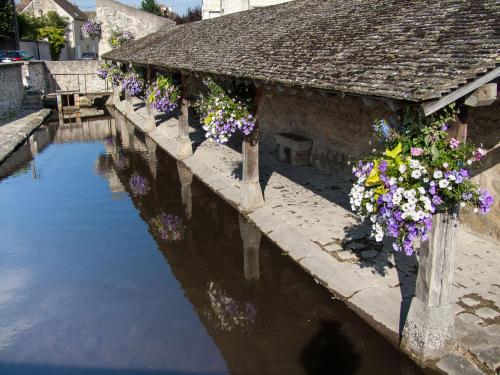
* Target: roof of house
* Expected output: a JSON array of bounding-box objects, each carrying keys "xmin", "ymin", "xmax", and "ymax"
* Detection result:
[
  {"xmin": 103, "ymin": 0, "xmax": 500, "ymax": 103},
  {"xmin": 19, "ymin": 0, "xmax": 88, "ymax": 21}
]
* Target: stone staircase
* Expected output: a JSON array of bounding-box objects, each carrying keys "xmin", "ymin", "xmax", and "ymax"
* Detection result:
[{"xmin": 21, "ymin": 89, "xmax": 43, "ymax": 110}]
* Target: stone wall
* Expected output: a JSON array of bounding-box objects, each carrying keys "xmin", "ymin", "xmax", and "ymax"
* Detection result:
[
  {"xmin": 0, "ymin": 63, "xmax": 24, "ymax": 117},
  {"xmin": 96, "ymin": 0, "xmax": 175, "ymax": 57},
  {"xmin": 460, "ymin": 101, "xmax": 500, "ymax": 242},
  {"xmin": 258, "ymin": 90, "xmax": 396, "ymax": 174},
  {"xmin": 44, "ymin": 61, "xmax": 108, "ymax": 93}
]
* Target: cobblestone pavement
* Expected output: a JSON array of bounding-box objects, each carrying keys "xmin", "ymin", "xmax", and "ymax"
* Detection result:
[
  {"xmin": 0, "ymin": 109, "xmax": 52, "ymax": 164},
  {"xmin": 120, "ymin": 99, "xmax": 500, "ymax": 374}
]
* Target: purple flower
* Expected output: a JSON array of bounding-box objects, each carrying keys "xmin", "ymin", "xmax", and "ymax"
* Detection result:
[
  {"xmin": 129, "ymin": 174, "xmax": 150, "ymax": 196},
  {"xmin": 449, "ymin": 138, "xmax": 460, "ymax": 149},
  {"xmin": 432, "ymin": 195, "xmax": 443, "ymax": 205},
  {"xmin": 462, "ymin": 192, "xmax": 472, "ymax": 201},
  {"xmin": 478, "ymin": 190, "xmax": 494, "ymax": 214},
  {"xmin": 150, "ymin": 213, "xmax": 183, "ymax": 241},
  {"xmin": 410, "ymin": 147, "xmax": 423, "ymax": 156},
  {"xmin": 379, "ymin": 160, "xmax": 388, "ymax": 172}
]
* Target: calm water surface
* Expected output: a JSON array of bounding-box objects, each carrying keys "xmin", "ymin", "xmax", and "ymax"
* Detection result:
[{"xmin": 0, "ymin": 112, "xmax": 430, "ymax": 375}]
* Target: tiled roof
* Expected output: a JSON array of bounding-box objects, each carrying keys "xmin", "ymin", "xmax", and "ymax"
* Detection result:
[{"xmin": 103, "ymin": 0, "xmax": 500, "ymax": 102}]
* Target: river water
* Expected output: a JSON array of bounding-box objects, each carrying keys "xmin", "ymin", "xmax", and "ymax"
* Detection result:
[{"xmin": 0, "ymin": 111, "xmax": 432, "ymax": 374}]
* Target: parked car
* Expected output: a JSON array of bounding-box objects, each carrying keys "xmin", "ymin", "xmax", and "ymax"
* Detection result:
[
  {"xmin": 1, "ymin": 50, "xmax": 34, "ymax": 62},
  {"xmin": 80, "ymin": 52, "xmax": 97, "ymax": 60}
]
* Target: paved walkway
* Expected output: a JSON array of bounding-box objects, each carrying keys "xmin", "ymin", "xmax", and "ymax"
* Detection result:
[
  {"xmin": 0, "ymin": 109, "xmax": 52, "ymax": 164},
  {"xmin": 117, "ymin": 99, "xmax": 500, "ymax": 375}
]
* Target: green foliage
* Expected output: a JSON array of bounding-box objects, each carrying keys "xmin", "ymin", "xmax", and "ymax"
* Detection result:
[
  {"xmin": 140, "ymin": 0, "xmax": 162, "ymax": 16},
  {"xmin": 0, "ymin": 0, "xmax": 15, "ymax": 38},
  {"xmin": 17, "ymin": 11, "xmax": 68, "ymax": 59},
  {"xmin": 38, "ymin": 26, "xmax": 66, "ymax": 60},
  {"xmin": 17, "ymin": 13, "xmax": 40, "ymax": 40}
]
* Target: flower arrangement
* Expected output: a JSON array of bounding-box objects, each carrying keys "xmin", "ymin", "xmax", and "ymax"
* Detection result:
[
  {"xmin": 122, "ymin": 71, "xmax": 144, "ymax": 97},
  {"xmin": 206, "ymin": 282, "xmax": 257, "ymax": 331},
  {"xmin": 97, "ymin": 63, "xmax": 123, "ymax": 87},
  {"xmin": 129, "ymin": 174, "xmax": 150, "ymax": 196},
  {"xmin": 149, "ymin": 213, "xmax": 184, "ymax": 241},
  {"xmin": 81, "ymin": 17, "xmax": 101, "ymax": 39},
  {"xmin": 108, "ymin": 30, "xmax": 134, "ymax": 49},
  {"xmin": 349, "ymin": 105, "xmax": 493, "ymax": 256},
  {"xmin": 145, "ymin": 74, "xmax": 180, "ymax": 114},
  {"xmin": 197, "ymin": 78, "xmax": 255, "ymax": 144}
]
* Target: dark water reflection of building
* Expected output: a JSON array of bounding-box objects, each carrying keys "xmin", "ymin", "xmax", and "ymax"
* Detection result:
[{"xmin": 93, "ymin": 113, "xmax": 428, "ymax": 375}]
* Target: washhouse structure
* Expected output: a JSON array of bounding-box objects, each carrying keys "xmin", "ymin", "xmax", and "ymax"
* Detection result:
[{"xmin": 102, "ymin": 0, "xmax": 500, "ymax": 372}]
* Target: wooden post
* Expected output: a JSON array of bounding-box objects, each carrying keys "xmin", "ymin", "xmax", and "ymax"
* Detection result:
[
  {"xmin": 177, "ymin": 74, "xmax": 193, "ymax": 160},
  {"xmin": 402, "ymin": 113, "xmax": 467, "ymax": 363},
  {"xmin": 56, "ymin": 93, "xmax": 63, "ymax": 124},
  {"xmin": 112, "ymin": 85, "xmax": 120, "ymax": 106},
  {"xmin": 125, "ymin": 91, "xmax": 133, "ymax": 115},
  {"xmin": 241, "ymin": 88, "xmax": 264, "ymax": 212},
  {"xmin": 144, "ymin": 66, "xmax": 156, "ymax": 132},
  {"xmin": 238, "ymin": 215, "xmax": 261, "ymax": 280},
  {"xmin": 177, "ymin": 161, "xmax": 193, "ymax": 220}
]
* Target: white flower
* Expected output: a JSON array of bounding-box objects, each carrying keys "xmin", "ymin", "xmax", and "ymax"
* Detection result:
[
  {"xmin": 409, "ymin": 159, "xmax": 420, "ymax": 169},
  {"xmin": 460, "ymin": 202, "xmax": 466, "ymax": 207},
  {"xmin": 418, "ymin": 187, "xmax": 426, "ymax": 194},
  {"xmin": 448, "ymin": 174, "xmax": 456, "ymax": 182},
  {"xmin": 443, "ymin": 163, "xmax": 449, "ymax": 168},
  {"xmin": 411, "ymin": 170, "xmax": 422, "ymax": 179},
  {"xmin": 473, "ymin": 208, "xmax": 479, "ymax": 213},
  {"xmin": 366, "ymin": 203, "xmax": 373, "ymax": 213},
  {"xmin": 399, "ymin": 164, "xmax": 407, "ymax": 173},
  {"xmin": 398, "ymin": 177, "xmax": 404, "ymax": 182},
  {"xmin": 439, "ymin": 179, "xmax": 449, "ymax": 188},
  {"xmin": 433, "ymin": 170, "xmax": 443, "ymax": 179},
  {"xmin": 375, "ymin": 232, "xmax": 383, "ymax": 242},
  {"xmin": 392, "ymin": 193, "xmax": 402, "ymax": 205},
  {"xmin": 467, "ymin": 160, "xmax": 473, "ymax": 165},
  {"xmin": 389, "ymin": 177, "xmax": 397, "ymax": 185}
]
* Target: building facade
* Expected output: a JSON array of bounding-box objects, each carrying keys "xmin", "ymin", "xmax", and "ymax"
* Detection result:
[
  {"xmin": 202, "ymin": 0, "xmax": 291, "ymax": 19},
  {"xmin": 19, "ymin": 0, "xmax": 99, "ymax": 60}
]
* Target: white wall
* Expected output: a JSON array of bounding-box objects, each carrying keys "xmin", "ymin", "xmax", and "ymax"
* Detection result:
[{"xmin": 202, "ymin": 0, "xmax": 291, "ymax": 19}]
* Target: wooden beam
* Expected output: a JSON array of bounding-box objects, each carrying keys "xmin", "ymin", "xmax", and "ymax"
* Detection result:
[
  {"xmin": 464, "ymin": 83, "xmax": 497, "ymax": 107},
  {"xmin": 421, "ymin": 67, "xmax": 500, "ymax": 116}
]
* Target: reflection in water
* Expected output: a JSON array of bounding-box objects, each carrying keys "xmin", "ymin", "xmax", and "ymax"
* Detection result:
[{"xmin": 0, "ymin": 110, "xmax": 433, "ymax": 375}]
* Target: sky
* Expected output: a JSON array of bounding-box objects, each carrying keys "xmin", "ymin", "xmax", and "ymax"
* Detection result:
[{"xmin": 74, "ymin": 0, "xmax": 202, "ymax": 15}]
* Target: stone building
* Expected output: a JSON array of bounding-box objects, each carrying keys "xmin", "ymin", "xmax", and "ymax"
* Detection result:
[
  {"xmin": 96, "ymin": 0, "xmax": 175, "ymax": 57},
  {"xmin": 19, "ymin": 0, "xmax": 99, "ymax": 60},
  {"xmin": 201, "ymin": 0, "xmax": 291, "ymax": 19},
  {"xmin": 103, "ymin": 0, "xmax": 499, "ymax": 369},
  {"xmin": 104, "ymin": 0, "xmax": 499, "ymax": 243}
]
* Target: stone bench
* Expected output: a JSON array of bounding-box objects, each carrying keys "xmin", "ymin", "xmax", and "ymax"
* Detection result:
[{"xmin": 275, "ymin": 132, "xmax": 313, "ymax": 166}]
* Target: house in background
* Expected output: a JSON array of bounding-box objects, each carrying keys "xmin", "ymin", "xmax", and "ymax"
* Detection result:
[
  {"xmin": 18, "ymin": 0, "xmax": 99, "ymax": 60},
  {"xmin": 201, "ymin": 0, "xmax": 291, "ymax": 19}
]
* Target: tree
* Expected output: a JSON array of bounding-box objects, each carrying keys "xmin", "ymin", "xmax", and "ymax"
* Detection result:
[
  {"xmin": 140, "ymin": 0, "xmax": 162, "ymax": 16},
  {"xmin": 0, "ymin": 0, "xmax": 15, "ymax": 38},
  {"xmin": 37, "ymin": 26, "xmax": 66, "ymax": 60},
  {"xmin": 17, "ymin": 11, "xmax": 68, "ymax": 60},
  {"xmin": 176, "ymin": 5, "xmax": 202, "ymax": 24}
]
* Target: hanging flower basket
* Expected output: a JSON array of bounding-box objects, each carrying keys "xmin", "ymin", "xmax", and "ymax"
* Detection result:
[
  {"xmin": 122, "ymin": 71, "xmax": 144, "ymax": 97},
  {"xmin": 129, "ymin": 174, "xmax": 150, "ymax": 196},
  {"xmin": 108, "ymin": 30, "xmax": 134, "ymax": 49},
  {"xmin": 145, "ymin": 74, "xmax": 180, "ymax": 114},
  {"xmin": 97, "ymin": 62, "xmax": 123, "ymax": 87},
  {"xmin": 349, "ymin": 105, "xmax": 493, "ymax": 256},
  {"xmin": 149, "ymin": 213, "xmax": 184, "ymax": 241},
  {"xmin": 197, "ymin": 78, "xmax": 255, "ymax": 144},
  {"xmin": 206, "ymin": 282, "xmax": 257, "ymax": 331},
  {"xmin": 81, "ymin": 17, "xmax": 101, "ymax": 39}
]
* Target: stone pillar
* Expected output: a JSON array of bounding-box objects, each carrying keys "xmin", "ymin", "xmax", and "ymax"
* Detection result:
[
  {"xmin": 177, "ymin": 161, "xmax": 193, "ymax": 220},
  {"xmin": 145, "ymin": 136, "xmax": 157, "ymax": 179},
  {"xmin": 402, "ymin": 209, "xmax": 459, "ymax": 362},
  {"xmin": 239, "ymin": 215, "xmax": 261, "ymax": 280},
  {"xmin": 241, "ymin": 126, "xmax": 264, "ymax": 212},
  {"xmin": 144, "ymin": 102, "xmax": 156, "ymax": 132},
  {"xmin": 177, "ymin": 74, "xmax": 193, "ymax": 160}
]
